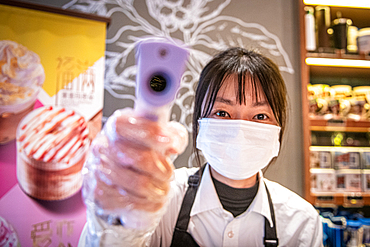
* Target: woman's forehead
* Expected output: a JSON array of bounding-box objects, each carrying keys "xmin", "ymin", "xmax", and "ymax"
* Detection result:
[{"xmin": 218, "ymin": 74, "xmax": 265, "ymax": 102}]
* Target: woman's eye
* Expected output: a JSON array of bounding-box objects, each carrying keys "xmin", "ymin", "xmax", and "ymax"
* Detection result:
[
  {"xmin": 215, "ymin": 111, "xmax": 230, "ymax": 118},
  {"xmin": 254, "ymin": 114, "xmax": 268, "ymax": 120}
]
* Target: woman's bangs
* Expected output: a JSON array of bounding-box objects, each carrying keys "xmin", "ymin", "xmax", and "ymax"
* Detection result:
[{"xmin": 237, "ymin": 72, "xmax": 265, "ymax": 105}]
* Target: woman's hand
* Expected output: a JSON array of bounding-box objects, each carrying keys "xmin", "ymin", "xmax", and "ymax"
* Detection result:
[{"xmin": 82, "ymin": 108, "xmax": 188, "ymax": 214}]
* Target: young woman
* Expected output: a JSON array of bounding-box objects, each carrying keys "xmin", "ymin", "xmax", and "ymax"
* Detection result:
[{"xmin": 79, "ymin": 48, "xmax": 323, "ymax": 246}]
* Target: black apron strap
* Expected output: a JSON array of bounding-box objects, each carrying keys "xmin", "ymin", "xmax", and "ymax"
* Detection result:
[
  {"xmin": 170, "ymin": 165, "xmax": 205, "ymax": 247},
  {"xmin": 170, "ymin": 166, "xmax": 279, "ymax": 247},
  {"xmin": 263, "ymin": 182, "xmax": 279, "ymax": 247}
]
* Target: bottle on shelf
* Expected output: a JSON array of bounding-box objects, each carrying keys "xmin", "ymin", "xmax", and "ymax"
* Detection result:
[
  {"xmin": 347, "ymin": 25, "xmax": 359, "ymax": 53},
  {"xmin": 315, "ymin": 6, "xmax": 332, "ymax": 53},
  {"xmin": 330, "ymin": 11, "xmax": 353, "ymax": 53},
  {"xmin": 305, "ymin": 6, "xmax": 317, "ymax": 51}
]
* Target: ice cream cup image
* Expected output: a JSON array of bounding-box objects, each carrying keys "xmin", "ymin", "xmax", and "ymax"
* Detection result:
[
  {"xmin": 16, "ymin": 106, "xmax": 90, "ymax": 201},
  {"xmin": 0, "ymin": 40, "xmax": 45, "ymax": 144},
  {"xmin": 0, "ymin": 215, "xmax": 20, "ymax": 247}
]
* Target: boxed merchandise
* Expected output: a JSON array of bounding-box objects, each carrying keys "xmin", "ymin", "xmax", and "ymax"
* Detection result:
[
  {"xmin": 358, "ymin": 28, "xmax": 370, "ymax": 55},
  {"xmin": 310, "ymin": 150, "xmax": 332, "ymax": 168},
  {"xmin": 336, "ymin": 169, "xmax": 362, "ymax": 192},
  {"xmin": 310, "ymin": 168, "xmax": 336, "ymax": 193},
  {"xmin": 350, "ymin": 86, "xmax": 370, "ymax": 120},
  {"xmin": 334, "ymin": 151, "xmax": 361, "ymax": 169},
  {"xmin": 307, "ymin": 84, "xmax": 330, "ymax": 117},
  {"xmin": 362, "ymin": 170, "xmax": 370, "ymax": 192},
  {"xmin": 363, "ymin": 152, "xmax": 370, "ymax": 169}
]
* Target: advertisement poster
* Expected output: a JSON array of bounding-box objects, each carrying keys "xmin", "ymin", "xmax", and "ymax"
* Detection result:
[{"xmin": 0, "ymin": 1, "xmax": 109, "ymax": 246}]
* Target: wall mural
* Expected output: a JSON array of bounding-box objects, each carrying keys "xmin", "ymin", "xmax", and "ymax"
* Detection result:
[{"xmin": 63, "ymin": 0, "xmax": 295, "ymax": 167}]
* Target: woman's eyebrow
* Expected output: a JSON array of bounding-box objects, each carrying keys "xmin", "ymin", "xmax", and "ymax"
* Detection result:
[
  {"xmin": 253, "ymin": 100, "xmax": 269, "ymax": 107},
  {"xmin": 215, "ymin": 96, "xmax": 269, "ymax": 107},
  {"xmin": 215, "ymin": 96, "xmax": 234, "ymax": 105}
]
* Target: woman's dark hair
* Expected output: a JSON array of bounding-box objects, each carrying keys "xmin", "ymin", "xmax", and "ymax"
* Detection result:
[{"xmin": 192, "ymin": 47, "xmax": 288, "ymax": 167}]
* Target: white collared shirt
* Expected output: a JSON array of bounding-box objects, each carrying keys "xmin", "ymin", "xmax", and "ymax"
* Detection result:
[
  {"xmin": 148, "ymin": 164, "xmax": 323, "ymax": 247},
  {"xmin": 79, "ymin": 164, "xmax": 323, "ymax": 246}
]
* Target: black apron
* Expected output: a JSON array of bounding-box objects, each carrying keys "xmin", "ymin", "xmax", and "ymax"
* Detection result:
[{"xmin": 170, "ymin": 166, "xmax": 279, "ymax": 247}]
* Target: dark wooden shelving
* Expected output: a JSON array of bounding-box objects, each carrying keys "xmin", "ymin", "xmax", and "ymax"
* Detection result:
[
  {"xmin": 299, "ymin": 1, "xmax": 370, "ymax": 206},
  {"xmin": 310, "ymin": 119, "xmax": 370, "ymax": 131}
]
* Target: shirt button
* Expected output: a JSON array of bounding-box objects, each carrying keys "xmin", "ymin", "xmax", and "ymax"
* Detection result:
[{"xmin": 228, "ymin": 231, "xmax": 234, "ymax": 238}]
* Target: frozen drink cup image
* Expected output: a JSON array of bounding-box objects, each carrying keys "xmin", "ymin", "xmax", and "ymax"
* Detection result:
[
  {"xmin": 16, "ymin": 106, "xmax": 90, "ymax": 201},
  {"xmin": 0, "ymin": 40, "xmax": 45, "ymax": 144},
  {"xmin": 0, "ymin": 215, "xmax": 20, "ymax": 247}
]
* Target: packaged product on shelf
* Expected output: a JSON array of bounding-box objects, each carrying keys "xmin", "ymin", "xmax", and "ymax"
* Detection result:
[
  {"xmin": 347, "ymin": 25, "xmax": 359, "ymax": 53},
  {"xmin": 351, "ymin": 86, "xmax": 370, "ymax": 120},
  {"xmin": 358, "ymin": 28, "xmax": 370, "ymax": 55},
  {"xmin": 327, "ymin": 85, "xmax": 352, "ymax": 120},
  {"xmin": 308, "ymin": 84, "xmax": 370, "ymax": 121},
  {"xmin": 330, "ymin": 85, "xmax": 352, "ymax": 100},
  {"xmin": 359, "ymin": 218, "xmax": 370, "ymax": 246},
  {"xmin": 310, "ymin": 168, "xmax": 336, "ymax": 193},
  {"xmin": 310, "ymin": 150, "xmax": 332, "ymax": 168},
  {"xmin": 328, "ymin": 216, "xmax": 347, "ymax": 247},
  {"xmin": 307, "ymin": 84, "xmax": 330, "ymax": 118},
  {"xmin": 347, "ymin": 98, "xmax": 366, "ymax": 121},
  {"xmin": 308, "ymin": 84, "xmax": 331, "ymax": 98},
  {"xmin": 345, "ymin": 219, "xmax": 363, "ymax": 247},
  {"xmin": 319, "ymin": 210, "xmax": 370, "ymax": 247},
  {"xmin": 315, "ymin": 6, "xmax": 332, "ymax": 52},
  {"xmin": 327, "ymin": 98, "xmax": 341, "ymax": 119},
  {"xmin": 362, "ymin": 170, "xmax": 370, "ymax": 192},
  {"xmin": 330, "ymin": 13, "xmax": 353, "ymax": 51},
  {"xmin": 334, "ymin": 151, "xmax": 361, "ymax": 169},
  {"xmin": 335, "ymin": 169, "xmax": 362, "ymax": 192},
  {"xmin": 304, "ymin": 6, "xmax": 316, "ymax": 51},
  {"xmin": 363, "ymin": 152, "xmax": 370, "ymax": 169},
  {"xmin": 320, "ymin": 215, "xmax": 334, "ymax": 247}
]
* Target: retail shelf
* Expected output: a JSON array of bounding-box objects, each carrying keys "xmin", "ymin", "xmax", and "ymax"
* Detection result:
[
  {"xmin": 312, "ymin": 192, "xmax": 367, "ymax": 197},
  {"xmin": 303, "ymin": 0, "xmax": 370, "ymax": 9},
  {"xmin": 310, "ymin": 119, "xmax": 370, "ymax": 132},
  {"xmin": 299, "ymin": 0, "xmax": 370, "ymax": 206},
  {"xmin": 312, "ymin": 193, "xmax": 370, "ymax": 207},
  {"xmin": 310, "ymin": 146, "xmax": 370, "ymax": 152},
  {"xmin": 306, "ymin": 52, "xmax": 370, "ymax": 60},
  {"xmin": 306, "ymin": 53, "xmax": 370, "ymax": 79},
  {"xmin": 310, "ymin": 126, "xmax": 370, "ymax": 132},
  {"xmin": 302, "ymin": 3, "xmax": 370, "ymax": 28}
]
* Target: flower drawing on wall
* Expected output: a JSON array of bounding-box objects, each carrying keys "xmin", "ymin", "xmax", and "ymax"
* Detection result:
[{"xmin": 64, "ymin": 0, "xmax": 294, "ymax": 132}]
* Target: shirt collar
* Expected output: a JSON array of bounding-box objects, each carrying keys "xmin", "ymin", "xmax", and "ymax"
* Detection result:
[
  {"xmin": 190, "ymin": 165, "xmax": 274, "ymax": 227},
  {"xmin": 250, "ymin": 171, "xmax": 274, "ymax": 227},
  {"xmin": 191, "ymin": 164, "xmax": 222, "ymax": 216}
]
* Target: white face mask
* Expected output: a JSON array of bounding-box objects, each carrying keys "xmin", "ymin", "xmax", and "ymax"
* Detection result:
[{"xmin": 196, "ymin": 118, "xmax": 281, "ymax": 180}]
